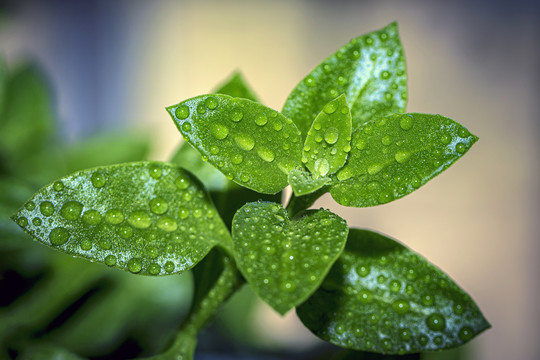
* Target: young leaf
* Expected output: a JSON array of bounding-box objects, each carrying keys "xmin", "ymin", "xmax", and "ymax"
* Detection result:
[
  {"xmin": 303, "ymin": 94, "xmax": 352, "ymax": 178},
  {"xmin": 232, "ymin": 202, "xmax": 348, "ymax": 315},
  {"xmin": 215, "ymin": 71, "xmax": 259, "ymax": 102},
  {"xmin": 330, "ymin": 113, "xmax": 478, "ymax": 207},
  {"xmin": 288, "ymin": 167, "xmax": 330, "ymax": 197},
  {"xmin": 11, "ymin": 161, "xmax": 232, "ymax": 276},
  {"xmin": 297, "ymin": 229, "xmax": 490, "ymax": 354},
  {"xmin": 167, "ymin": 94, "xmax": 303, "ymax": 194},
  {"xmin": 282, "ymin": 22, "xmax": 407, "ymax": 138}
]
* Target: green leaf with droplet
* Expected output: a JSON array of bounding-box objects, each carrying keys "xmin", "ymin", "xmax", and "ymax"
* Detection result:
[
  {"xmin": 303, "ymin": 94, "xmax": 352, "ymax": 178},
  {"xmin": 215, "ymin": 71, "xmax": 259, "ymax": 102},
  {"xmin": 297, "ymin": 229, "xmax": 490, "ymax": 354},
  {"xmin": 282, "ymin": 22, "xmax": 407, "ymax": 139},
  {"xmin": 288, "ymin": 167, "xmax": 330, "ymax": 197},
  {"xmin": 330, "ymin": 113, "xmax": 478, "ymax": 207},
  {"xmin": 232, "ymin": 202, "xmax": 348, "ymax": 315},
  {"xmin": 167, "ymin": 94, "xmax": 303, "ymax": 194},
  {"xmin": 11, "ymin": 161, "xmax": 232, "ymax": 276}
]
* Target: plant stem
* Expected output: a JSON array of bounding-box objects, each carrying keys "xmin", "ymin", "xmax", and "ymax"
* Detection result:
[
  {"xmin": 147, "ymin": 254, "xmax": 243, "ymax": 360},
  {"xmin": 286, "ymin": 187, "xmax": 327, "ymax": 218}
]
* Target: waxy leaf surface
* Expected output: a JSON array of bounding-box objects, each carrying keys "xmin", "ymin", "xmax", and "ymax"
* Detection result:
[
  {"xmin": 288, "ymin": 167, "xmax": 329, "ymax": 197},
  {"xmin": 12, "ymin": 162, "xmax": 231, "ymax": 276},
  {"xmin": 232, "ymin": 202, "xmax": 348, "ymax": 315},
  {"xmin": 303, "ymin": 94, "xmax": 352, "ymax": 178},
  {"xmin": 282, "ymin": 22, "xmax": 407, "ymax": 138},
  {"xmin": 331, "ymin": 113, "xmax": 478, "ymax": 207},
  {"xmin": 297, "ymin": 229, "xmax": 490, "ymax": 354},
  {"xmin": 167, "ymin": 95, "xmax": 303, "ymax": 194}
]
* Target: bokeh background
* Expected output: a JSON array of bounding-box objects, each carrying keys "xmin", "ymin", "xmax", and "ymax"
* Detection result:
[{"xmin": 0, "ymin": 0, "xmax": 539, "ymax": 359}]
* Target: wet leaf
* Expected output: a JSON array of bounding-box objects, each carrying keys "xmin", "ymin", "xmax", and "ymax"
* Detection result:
[
  {"xmin": 232, "ymin": 202, "xmax": 348, "ymax": 315},
  {"xmin": 330, "ymin": 113, "xmax": 478, "ymax": 207},
  {"xmin": 11, "ymin": 161, "xmax": 231, "ymax": 275},
  {"xmin": 297, "ymin": 229, "xmax": 490, "ymax": 354},
  {"xmin": 288, "ymin": 167, "xmax": 330, "ymax": 197},
  {"xmin": 283, "ymin": 22, "xmax": 407, "ymax": 138}
]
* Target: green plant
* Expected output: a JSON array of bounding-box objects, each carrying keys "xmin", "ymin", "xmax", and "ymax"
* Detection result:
[{"xmin": 10, "ymin": 22, "xmax": 489, "ymax": 358}]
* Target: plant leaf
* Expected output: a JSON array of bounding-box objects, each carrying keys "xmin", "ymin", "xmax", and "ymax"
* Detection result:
[
  {"xmin": 303, "ymin": 94, "xmax": 352, "ymax": 178},
  {"xmin": 167, "ymin": 94, "xmax": 303, "ymax": 194},
  {"xmin": 11, "ymin": 161, "xmax": 232, "ymax": 275},
  {"xmin": 282, "ymin": 22, "xmax": 407, "ymax": 139},
  {"xmin": 232, "ymin": 202, "xmax": 348, "ymax": 315},
  {"xmin": 297, "ymin": 229, "xmax": 490, "ymax": 354},
  {"xmin": 288, "ymin": 167, "xmax": 329, "ymax": 197},
  {"xmin": 215, "ymin": 71, "xmax": 259, "ymax": 102},
  {"xmin": 330, "ymin": 113, "xmax": 478, "ymax": 207}
]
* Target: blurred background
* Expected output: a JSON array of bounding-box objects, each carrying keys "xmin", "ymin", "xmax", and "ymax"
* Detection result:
[{"xmin": 0, "ymin": 0, "xmax": 538, "ymax": 359}]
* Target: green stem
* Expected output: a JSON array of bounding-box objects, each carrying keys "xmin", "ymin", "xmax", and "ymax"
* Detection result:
[
  {"xmin": 286, "ymin": 187, "xmax": 327, "ymax": 218},
  {"xmin": 148, "ymin": 254, "xmax": 243, "ymax": 360}
]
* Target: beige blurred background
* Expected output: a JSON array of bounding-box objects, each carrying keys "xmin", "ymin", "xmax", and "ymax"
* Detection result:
[{"xmin": 1, "ymin": 1, "xmax": 538, "ymax": 359}]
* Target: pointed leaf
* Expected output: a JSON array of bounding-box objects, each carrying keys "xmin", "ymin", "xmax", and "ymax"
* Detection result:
[
  {"xmin": 303, "ymin": 94, "xmax": 352, "ymax": 178},
  {"xmin": 283, "ymin": 22, "xmax": 407, "ymax": 138},
  {"xmin": 288, "ymin": 167, "xmax": 330, "ymax": 196},
  {"xmin": 167, "ymin": 94, "xmax": 303, "ymax": 194},
  {"xmin": 232, "ymin": 202, "xmax": 348, "ymax": 315},
  {"xmin": 330, "ymin": 113, "xmax": 478, "ymax": 207},
  {"xmin": 297, "ymin": 229, "xmax": 490, "ymax": 354},
  {"xmin": 215, "ymin": 71, "xmax": 259, "ymax": 102},
  {"xmin": 11, "ymin": 161, "xmax": 231, "ymax": 275}
]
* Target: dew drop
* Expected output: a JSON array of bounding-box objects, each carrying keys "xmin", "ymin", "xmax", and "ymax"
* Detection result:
[
  {"xmin": 197, "ymin": 103, "xmax": 206, "ymax": 114},
  {"xmin": 32, "ymin": 217, "xmax": 42, "ymax": 226},
  {"xmin": 458, "ymin": 128, "xmax": 470, "ymax": 138},
  {"xmin": 60, "ymin": 201, "xmax": 83, "ymax": 221},
  {"xmin": 273, "ymin": 121, "xmax": 283, "ymax": 131},
  {"xmin": 193, "ymin": 209, "xmax": 202, "ymax": 218},
  {"xmin": 400, "ymin": 116, "xmax": 413, "ymax": 130},
  {"xmin": 118, "ymin": 224, "xmax": 133, "ymax": 239},
  {"xmin": 157, "ymin": 216, "xmax": 178, "ymax": 232},
  {"xmin": 399, "ymin": 328, "xmax": 412, "ymax": 341},
  {"xmin": 127, "ymin": 258, "xmax": 143, "ymax": 273},
  {"xmin": 305, "ymin": 76, "xmax": 315, "ymax": 86},
  {"xmin": 105, "ymin": 209, "xmax": 124, "ymax": 224},
  {"xmin": 231, "ymin": 109, "xmax": 244, "ymax": 122},
  {"xmin": 455, "ymin": 142, "xmax": 466, "ymax": 154},
  {"xmin": 324, "ymin": 102, "xmax": 337, "ymax": 114},
  {"xmin": 182, "ymin": 122, "xmax": 192, "ymax": 132},
  {"xmin": 231, "ymin": 154, "xmax": 243, "ymax": 165},
  {"xmin": 175, "ymin": 175, "xmax": 190, "ymax": 190},
  {"xmin": 440, "ymin": 134, "xmax": 452, "ymax": 145},
  {"xmin": 105, "ymin": 255, "xmax": 117, "ymax": 266},
  {"xmin": 367, "ymin": 164, "xmax": 383, "ymax": 175},
  {"xmin": 164, "ymin": 261, "xmax": 175, "ymax": 273},
  {"xmin": 25, "ymin": 201, "xmax": 35, "ymax": 211},
  {"xmin": 234, "ymin": 133, "xmax": 255, "ymax": 151},
  {"xmin": 149, "ymin": 263, "xmax": 161, "ymax": 275},
  {"xmin": 82, "ymin": 209, "xmax": 102, "ymax": 225},
  {"xmin": 281, "ymin": 281, "xmax": 296, "ymax": 292},
  {"xmin": 358, "ymin": 289, "xmax": 373, "ymax": 303},
  {"xmin": 324, "ymin": 127, "xmax": 339, "ymax": 144},
  {"xmin": 40, "ymin": 201, "xmax": 55, "ymax": 217},
  {"xmin": 149, "ymin": 165, "xmax": 162, "ymax": 179},
  {"xmin": 380, "ymin": 70, "xmax": 391, "ymax": 79},
  {"xmin": 336, "ymin": 167, "xmax": 353, "ymax": 181},
  {"xmin": 426, "ymin": 313, "xmax": 446, "ymax": 331},
  {"xmin": 210, "ymin": 145, "xmax": 219, "ymax": 155},
  {"xmin": 453, "ymin": 302, "xmax": 464, "ymax": 315},
  {"xmin": 356, "ymin": 139, "xmax": 367, "ymax": 150},
  {"xmin": 150, "ymin": 197, "xmax": 168, "ymax": 215},
  {"xmin": 178, "ymin": 207, "xmax": 189, "ymax": 219},
  {"xmin": 392, "ymin": 299, "xmax": 410, "ymax": 314},
  {"xmin": 418, "ymin": 334, "xmax": 429, "ymax": 346},
  {"xmin": 128, "ymin": 211, "xmax": 151, "ymax": 229},
  {"xmin": 255, "ymin": 113, "xmax": 268, "ymax": 126},
  {"xmin": 211, "ymin": 123, "xmax": 229, "ymax": 140},
  {"xmin": 240, "ymin": 173, "xmax": 250, "ymax": 183},
  {"xmin": 458, "ymin": 326, "xmax": 474, "ymax": 342},
  {"xmin": 175, "ymin": 105, "xmax": 190, "ymax": 119},
  {"xmin": 205, "ymin": 96, "xmax": 218, "ymax": 109},
  {"xmin": 80, "ymin": 239, "xmax": 92, "ymax": 251},
  {"xmin": 53, "ymin": 181, "xmax": 64, "ymax": 191},
  {"xmin": 49, "ymin": 227, "xmax": 70, "ymax": 246},
  {"xmin": 395, "ymin": 150, "xmax": 411, "ymax": 163},
  {"xmin": 314, "ymin": 159, "xmax": 330, "ymax": 177},
  {"xmin": 17, "ymin": 217, "xmax": 28, "ymax": 227},
  {"xmin": 389, "ymin": 279, "xmax": 401, "ymax": 292},
  {"xmin": 356, "ymin": 264, "xmax": 370, "ymax": 277},
  {"xmin": 100, "ymin": 239, "xmax": 112, "ymax": 250},
  {"xmin": 257, "ymin": 147, "xmax": 275, "ymax": 162}
]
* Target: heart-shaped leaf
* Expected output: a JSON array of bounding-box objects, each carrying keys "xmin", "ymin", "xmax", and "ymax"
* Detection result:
[
  {"xmin": 283, "ymin": 22, "xmax": 407, "ymax": 138},
  {"xmin": 330, "ymin": 113, "xmax": 478, "ymax": 207},
  {"xmin": 11, "ymin": 161, "xmax": 231, "ymax": 275},
  {"xmin": 232, "ymin": 202, "xmax": 348, "ymax": 315},
  {"xmin": 288, "ymin": 167, "xmax": 329, "ymax": 196},
  {"xmin": 297, "ymin": 229, "xmax": 490, "ymax": 354},
  {"xmin": 167, "ymin": 95, "xmax": 303, "ymax": 194},
  {"xmin": 303, "ymin": 94, "xmax": 352, "ymax": 178}
]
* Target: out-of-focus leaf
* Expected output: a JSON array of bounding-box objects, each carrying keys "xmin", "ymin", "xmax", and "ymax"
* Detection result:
[
  {"xmin": 215, "ymin": 71, "xmax": 259, "ymax": 102},
  {"xmin": 12, "ymin": 161, "xmax": 231, "ymax": 275},
  {"xmin": 297, "ymin": 229, "xmax": 490, "ymax": 354}
]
